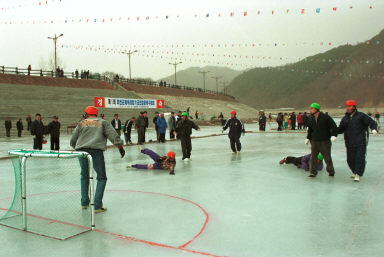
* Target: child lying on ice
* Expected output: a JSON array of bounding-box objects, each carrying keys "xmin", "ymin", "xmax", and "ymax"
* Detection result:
[
  {"xmin": 127, "ymin": 148, "xmax": 176, "ymax": 175},
  {"xmin": 279, "ymin": 153, "xmax": 323, "ymax": 171}
]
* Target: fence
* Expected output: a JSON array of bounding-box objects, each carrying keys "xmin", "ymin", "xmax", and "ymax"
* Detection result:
[{"xmin": 0, "ymin": 66, "xmax": 234, "ymax": 98}]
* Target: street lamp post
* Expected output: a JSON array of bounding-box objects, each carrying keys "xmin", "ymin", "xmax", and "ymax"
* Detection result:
[
  {"xmin": 47, "ymin": 33, "xmax": 64, "ymax": 73},
  {"xmin": 198, "ymin": 70, "xmax": 210, "ymax": 91},
  {"xmin": 169, "ymin": 61, "xmax": 182, "ymax": 85},
  {"xmin": 122, "ymin": 50, "xmax": 138, "ymax": 80},
  {"xmin": 211, "ymin": 76, "xmax": 222, "ymax": 95},
  {"xmin": 221, "ymin": 81, "xmax": 228, "ymax": 95}
]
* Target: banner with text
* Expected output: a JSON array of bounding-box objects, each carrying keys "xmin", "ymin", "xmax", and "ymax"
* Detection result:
[{"xmin": 94, "ymin": 97, "xmax": 164, "ymax": 109}]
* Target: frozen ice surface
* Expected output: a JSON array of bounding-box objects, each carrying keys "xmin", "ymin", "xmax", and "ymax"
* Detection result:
[{"xmin": 0, "ymin": 127, "xmax": 383, "ymax": 257}]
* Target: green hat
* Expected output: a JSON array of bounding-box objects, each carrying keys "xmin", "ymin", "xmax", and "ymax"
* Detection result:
[
  {"xmin": 317, "ymin": 153, "xmax": 324, "ymax": 161},
  {"xmin": 310, "ymin": 103, "xmax": 320, "ymax": 110},
  {"xmin": 182, "ymin": 112, "xmax": 188, "ymax": 117}
]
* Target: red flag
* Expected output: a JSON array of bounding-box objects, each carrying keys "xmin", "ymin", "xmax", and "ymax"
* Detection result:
[
  {"xmin": 244, "ymin": 11, "xmax": 247, "ymax": 16},
  {"xmin": 333, "ymin": 7, "xmax": 337, "ymax": 11}
]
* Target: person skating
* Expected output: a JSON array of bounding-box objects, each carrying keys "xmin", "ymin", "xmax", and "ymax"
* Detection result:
[
  {"xmin": 4, "ymin": 117, "xmax": 12, "ymax": 137},
  {"xmin": 70, "ymin": 106, "xmax": 125, "ymax": 213},
  {"xmin": 30, "ymin": 114, "xmax": 46, "ymax": 150},
  {"xmin": 280, "ymin": 153, "xmax": 324, "ymax": 171},
  {"xmin": 156, "ymin": 112, "xmax": 167, "ymax": 143},
  {"xmin": 124, "ymin": 117, "xmax": 135, "ymax": 144},
  {"xmin": 16, "ymin": 118, "xmax": 23, "ymax": 137},
  {"xmin": 47, "ymin": 116, "xmax": 61, "ymax": 150},
  {"xmin": 127, "ymin": 148, "xmax": 176, "ymax": 175},
  {"xmin": 337, "ymin": 100, "xmax": 378, "ymax": 182},
  {"xmin": 305, "ymin": 103, "xmax": 338, "ymax": 178},
  {"xmin": 168, "ymin": 112, "xmax": 176, "ymax": 140},
  {"xmin": 136, "ymin": 112, "xmax": 146, "ymax": 144},
  {"xmin": 223, "ymin": 111, "xmax": 245, "ymax": 154},
  {"xmin": 175, "ymin": 112, "xmax": 200, "ymax": 161},
  {"xmin": 111, "ymin": 114, "xmax": 122, "ymax": 136},
  {"xmin": 259, "ymin": 111, "xmax": 266, "ymax": 131}
]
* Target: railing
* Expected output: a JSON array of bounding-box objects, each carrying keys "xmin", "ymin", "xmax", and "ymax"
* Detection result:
[{"xmin": 0, "ymin": 65, "xmax": 234, "ymax": 98}]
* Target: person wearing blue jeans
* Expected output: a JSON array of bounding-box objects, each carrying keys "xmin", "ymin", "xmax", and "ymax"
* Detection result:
[{"xmin": 70, "ymin": 106, "xmax": 125, "ymax": 213}]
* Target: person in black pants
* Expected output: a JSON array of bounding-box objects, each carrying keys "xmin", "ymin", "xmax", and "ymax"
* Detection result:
[
  {"xmin": 153, "ymin": 112, "xmax": 160, "ymax": 142},
  {"xmin": 258, "ymin": 111, "xmax": 266, "ymax": 131},
  {"xmin": 143, "ymin": 111, "xmax": 149, "ymax": 142},
  {"xmin": 111, "ymin": 114, "xmax": 122, "ymax": 137},
  {"xmin": 16, "ymin": 118, "xmax": 23, "ymax": 137},
  {"xmin": 223, "ymin": 111, "xmax": 245, "ymax": 154},
  {"xmin": 168, "ymin": 112, "xmax": 176, "ymax": 140},
  {"xmin": 48, "ymin": 116, "xmax": 61, "ymax": 150},
  {"xmin": 4, "ymin": 117, "xmax": 12, "ymax": 137},
  {"xmin": 337, "ymin": 100, "xmax": 378, "ymax": 182},
  {"xmin": 124, "ymin": 117, "xmax": 135, "ymax": 144},
  {"xmin": 30, "ymin": 113, "xmax": 46, "ymax": 150},
  {"xmin": 135, "ymin": 112, "xmax": 146, "ymax": 144},
  {"xmin": 175, "ymin": 112, "xmax": 200, "ymax": 161}
]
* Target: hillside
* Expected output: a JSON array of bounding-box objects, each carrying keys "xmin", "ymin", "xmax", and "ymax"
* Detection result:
[
  {"xmin": 227, "ymin": 29, "xmax": 384, "ymax": 109},
  {"xmin": 158, "ymin": 65, "xmax": 243, "ymax": 91}
]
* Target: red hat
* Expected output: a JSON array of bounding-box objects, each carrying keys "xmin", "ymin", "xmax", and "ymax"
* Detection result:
[
  {"xmin": 167, "ymin": 151, "xmax": 176, "ymax": 159},
  {"xmin": 85, "ymin": 106, "xmax": 98, "ymax": 115},
  {"xmin": 345, "ymin": 100, "xmax": 357, "ymax": 106},
  {"xmin": 230, "ymin": 111, "xmax": 237, "ymax": 115}
]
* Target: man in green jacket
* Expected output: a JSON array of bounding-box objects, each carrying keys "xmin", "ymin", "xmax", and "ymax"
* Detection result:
[
  {"xmin": 175, "ymin": 112, "xmax": 200, "ymax": 161},
  {"xmin": 305, "ymin": 103, "xmax": 338, "ymax": 178}
]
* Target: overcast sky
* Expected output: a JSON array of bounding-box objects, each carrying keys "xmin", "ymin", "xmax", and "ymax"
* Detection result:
[{"xmin": 0, "ymin": 0, "xmax": 383, "ymax": 80}]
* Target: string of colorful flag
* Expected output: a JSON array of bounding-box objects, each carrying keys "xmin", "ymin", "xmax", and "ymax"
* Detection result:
[
  {"xmin": 60, "ymin": 44, "xmax": 384, "ymax": 65},
  {"xmin": 0, "ymin": 0, "xmax": 63, "ymax": 12},
  {"xmin": 59, "ymin": 44, "xmax": 384, "ymax": 80},
  {"xmin": 0, "ymin": 4, "xmax": 378, "ymax": 24}
]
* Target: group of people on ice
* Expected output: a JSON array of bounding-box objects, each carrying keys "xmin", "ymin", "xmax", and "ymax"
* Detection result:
[{"xmin": 69, "ymin": 99, "xmax": 378, "ymax": 213}]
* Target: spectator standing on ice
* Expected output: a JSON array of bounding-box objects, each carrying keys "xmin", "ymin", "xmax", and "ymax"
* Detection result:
[
  {"xmin": 168, "ymin": 112, "xmax": 176, "ymax": 140},
  {"xmin": 16, "ymin": 118, "xmax": 23, "ymax": 137},
  {"xmin": 283, "ymin": 113, "xmax": 289, "ymax": 129},
  {"xmin": 297, "ymin": 112, "xmax": 303, "ymax": 130},
  {"xmin": 5, "ymin": 117, "xmax": 12, "ymax": 137},
  {"xmin": 153, "ymin": 112, "xmax": 160, "ymax": 142},
  {"xmin": 47, "ymin": 116, "xmax": 61, "ymax": 150},
  {"xmin": 337, "ymin": 100, "xmax": 378, "ymax": 182},
  {"xmin": 195, "ymin": 111, "xmax": 199, "ymax": 120},
  {"xmin": 27, "ymin": 64, "xmax": 31, "ymax": 75},
  {"xmin": 30, "ymin": 114, "xmax": 45, "ymax": 150},
  {"xmin": 290, "ymin": 112, "xmax": 297, "ymax": 130},
  {"xmin": 375, "ymin": 112, "xmax": 380, "ymax": 124},
  {"xmin": 223, "ymin": 111, "xmax": 245, "ymax": 154},
  {"xmin": 136, "ymin": 112, "xmax": 146, "ymax": 145},
  {"xmin": 156, "ymin": 113, "xmax": 167, "ymax": 143},
  {"xmin": 124, "ymin": 117, "xmax": 135, "ymax": 144},
  {"xmin": 111, "ymin": 114, "xmax": 122, "ymax": 136},
  {"xmin": 70, "ymin": 106, "xmax": 125, "ymax": 213},
  {"xmin": 175, "ymin": 112, "xmax": 200, "ymax": 161},
  {"xmin": 276, "ymin": 113, "xmax": 283, "ymax": 131},
  {"xmin": 259, "ymin": 111, "xmax": 266, "ymax": 131},
  {"xmin": 143, "ymin": 111, "xmax": 149, "ymax": 142},
  {"xmin": 303, "ymin": 112, "xmax": 309, "ymax": 129},
  {"xmin": 305, "ymin": 103, "xmax": 338, "ymax": 178}
]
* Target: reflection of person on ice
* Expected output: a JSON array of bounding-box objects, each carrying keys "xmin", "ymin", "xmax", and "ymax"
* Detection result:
[
  {"xmin": 127, "ymin": 148, "xmax": 176, "ymax": 175},
  {"xmin": 223, "ymin": 111, "xmax": 245, "ymax": 154},
  {"xmin": 280, "ymin": 153, "xmax": 324, "ymax": 171},
  {"xmin": 337, "ymin": 100, "xmax": 378, "ymax": 182}
]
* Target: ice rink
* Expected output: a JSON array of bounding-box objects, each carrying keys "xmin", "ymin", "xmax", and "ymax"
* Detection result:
[{"xmin": 0, "ymin": 125, "xmax": 383, "ymax": 257}]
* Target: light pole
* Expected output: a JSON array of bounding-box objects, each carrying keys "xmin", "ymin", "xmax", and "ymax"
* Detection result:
[
  {"xmin": 122, "ymin": 50, "xmax": 138, "ymax": 80},
  {"xmin": 221, "ymin": 81, "xmax": 228, "ymax": 95},
  {"xmin": 211, "ymin": 76, "xmax": 222, "ymax": 94},
  {"xmin": 198, "ymin": 70, "xmax": 210, "ymax": 91},
  {"xmin": 169, "ymin": 61, "xmax": 182, "ymax": 85},
  {"xmin": 47, "ymin": 33, "xmax": 64, "ymax": 73}
]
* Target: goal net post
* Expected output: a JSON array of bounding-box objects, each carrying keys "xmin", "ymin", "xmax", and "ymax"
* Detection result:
[{"xmin": 0, "ymin": 150, "xmax": 95, "ymax": 240}]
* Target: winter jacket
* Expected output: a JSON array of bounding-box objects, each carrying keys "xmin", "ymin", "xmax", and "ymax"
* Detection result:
[
  {"xmin": 223, "ymin": 118, "xmax": 245, "ymax": 139},
  {"xmin": 135, "ymin": 116, "xmax": 146, "ymax": 128},
  {"xmin": 259, "ymin": 115, "xmax": 266, "ymax": 125},
  {"xmin": 4, "ymin": 120, "xmax": 12, "ymax": 129},
  {"xmin": 301, "ymin": 154, "xmax": 323, "ymax": 171},
  {"xmin": 111, "ymin": 119, "xmax": 122, "ymax": 130},
  {"xmin": 30, "ymin": 120, "xmax": 45, "ymax": 137},
  {"xmin": 168, "ymin": 116, "xmax": 176, "ymax": 130},
  {"xmin": 307, "ymin": 112, "xmax": 337, "ymax": 141},
  {"xmin": 175, "ymin": 119, "xmax": 199, "ymax": 137},
  {"xmin": 70, "ymin": 117, "xmax": 123, "ymax": 151},
  {"xmin": 156, "ymin": 117, "xmax": 167, "ymax": 134},
  {"xmin": 124, "ymin": 120, "xmax": 134, "ymax": 133},
  {"xmin": 158, "ymin": 156, "xmax": 176, "ymax": 174},
  {"xmin": 47, "ymin": 121, "xmax": 61, "ymax": 137},
  {"xmin": 16, "ymin": 121, "xmax": 23, "ymax": 131},
  {"xmin": 153, "ymin": 116, "xmax": 159, "ymax": 129},
  {"xmin": 337, "ymin": 111, "xmax": 378, "ymax": 147},
  {"xmin": 297, "ymin": 115, "xmax": 303, "ymax": 124},
  {"xmin": 144, "ymin": 117, "xmax": 149, "ymax": 128}
]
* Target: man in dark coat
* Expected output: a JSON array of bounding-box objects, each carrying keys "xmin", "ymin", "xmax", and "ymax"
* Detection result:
[
  {"xmin": 143, "ymin": 111, "xmax": 149, "ymax": 142},
  {"xmin": 337, "ymin": 100, "xmax": 378, "ymax": 182},
  {"xmin": 153, "ymin": 112, "xmax": 160, "ymax": 142},
  {"xmin": 124, "ymin": 117, "xmax": 135, "ymax": 144},
  {"xmin": 136, "ymin": 112, "xmax": 146, "ymax": 145},
  {"xmin": 30, "ymin": 113, "xmax": 46, "ymax": 150},
  {"xmin": 258, "ymin": 111, "xmax": 266, "ymax": 131},
  {"xmin": 16, "ymin": 118, "xmax": 23, "ymax": 137},
  {"xmin": 175, "ymin": 112, "xmax": 200, "ymax": 160},
  {"xmin": 290, "ymin": 112, "xmax": 296, "ymax": 130},
  {"xmin": 305, "ymin": 103, "xmax": 338, "ymax": 178},
  {"xmin": 223, "ymin": 111, "xmax": 245, "ymax": 154},
  {"xmin": 111, "ymin": 114, "xmax": 122, "ymax": 136},
  {"xmin": 5, "ymin": 117, "xmax": 12, "ymax": 137},
  {"xmin": 47, "ymin": 116, "xmax": 61, "ymax": 150}
]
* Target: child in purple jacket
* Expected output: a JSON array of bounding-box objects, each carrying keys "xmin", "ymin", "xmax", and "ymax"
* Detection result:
[{"xmin": 279, "ymin": 153, "xmax": 323, "ymax": 171}]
